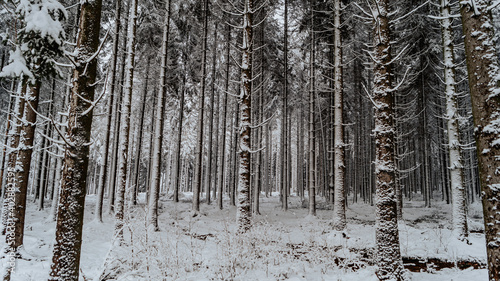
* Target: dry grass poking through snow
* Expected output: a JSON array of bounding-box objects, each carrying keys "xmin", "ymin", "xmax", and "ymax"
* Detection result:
[{"xmin": 99, "ymin": 207, "xmax": 370, "ymax": 280}]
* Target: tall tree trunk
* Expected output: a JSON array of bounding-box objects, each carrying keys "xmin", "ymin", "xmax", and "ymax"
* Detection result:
[
  {"xmin": 440, "ymin": 0, "xmax": 468, "ymax": 241},
  {"xmin": 49, "ymin": 0, "xmax": 103, "ymax": 278},
  {"xmin": 108, "ymin": 1, "xmax": 130, "ymax": 215},
  {"xmin": 422, "ymin": 62, "xmax": 431, "ymax": 208},
  {"xmin": 5, "ymin": 79, "xmax": 40, "ymax": 258},
  {"xmin": 48, "ymin": 99, "xmax": 66, "ymax": 222},
  {"xmin": 265, "ymin": 120, "xmax": 271, "ymax": 197},
  {"xmin": 115, "ymin": 0, "xmax": 138, "ymax": 239},
  {"xmin": 173, "ymin": 72, "xmax": 186, "ymax": 203},
  {"xmin": 308, "ymin": 0, "xmax": 316, "ymax": 217},
  {"xmin": 206, "ymin": 23, "xmax": 218, "ymax": 205},
  {"xmin": 231, "ymin": 89, "xmax": 240, "ymax": 206},
  {"xmin": 131, "ymin": 57, "xmax": 150, "ymax": 206},
  {"xmin": 1, "ymin": 81, "xmax": 24, "ymax": 236},
  {"xmin": 145, "ymin": 93, "xmax": 157, "ymax": 204},
  {"xmin": 49, "ymin": 58, "xmax": 73, "ymax": 222},
  {"xmin": 281, "ymin": 0, "xmax": 289, "ymax": 211},
  {"xmin": 217, "ymin": 24, "xmax": 231, "ymax": 210},
  {"xmin": 460, "ymin": 1, "xmax": 500, "ymax": 279},
  {"xmin": 237, "ymin": 0, "xmax": 253, "ymax": 233},
  {"xmin": 370, "ymin": 0, "xmax": 403, "ymax": 279},
  {"xmin": 95, "ymin": 0, "xmax": 122, "ymax": 222},
  {"xmin": 38, "ymin": 79, "xmax": 56, "ymax": 211},
  {"xmin": 33, "ymin": 146, "xmax": 42, "ymax": 201},
  {"xmin": 0, "ymin": 91, "xmax": 14, "ymax": 203},
  {"xmin": 332, "ymin": 0, "xmax": 346, "ymax": 230},
  {"xmin": 147, "ymin": 0, "xmax": 171, "ymax": 229},
  {"xmin": 297, "ymin": 106, "xmax": 304, "ymax": 200},
  {"xmin": 253, "ymin": 25, "xmax": 264, "ymax": 216},
  {"xmin": 193, "ymin": 0, "xmax": 210, "ymax": 214}
]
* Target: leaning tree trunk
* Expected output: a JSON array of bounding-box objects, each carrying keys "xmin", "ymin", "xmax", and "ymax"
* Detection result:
[
  {"xmin": 370, "ymin": 0, "xmax": 403, "ymax": 279},
  {"xmin": 237, "ymin": 0, "xmax": 253, "ymax": 233},
  {"xmin": 115, "ymin": 0, "xmax": 138, "ymax": 239},
  {"xmin": 332, "ymin": 0, "xmax": 346, "ymax": 231},
  {"xmin": 440, "ymin": 0, "xmax": 468, "ymax": 241},
  {"xmin": 49, "ymin": 0, "xmax": 103, "ymax": 279},
  {"xmin": 147, "ymin": 0, "xmax": 171, "ymax": 230},
  {"xmin": 460, "ymin": 1, "xmax": 500, "ymax": 279}
]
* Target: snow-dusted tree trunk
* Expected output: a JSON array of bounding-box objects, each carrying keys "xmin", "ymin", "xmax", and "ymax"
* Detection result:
[
  {"xmin": 145, "ymin": 98, "xmax": 156, "ymax": 203},
  {"xmin": 193, "ymin": 0, "xmax": 210, "ymax": 214},
  {"xmin": 49, "ymin": 140, "xmax": 62, "ymax": 221},
  {"xmin": 265, "ymin": 122, "xmax": 272, "ymax": 197},
  {"xmin": 1, "ymin": 83, "xmax": 24, "ymax": 236},
  {"xmin": 439, "ymin": 0, "xmax": 468, "ymax": 241},
  {"xmin": 49, "ymin": 0, "xmax": 102, "ymax": 279},
  {"xmin": 370, "ymin": 0, "xmax": 403, "ymax": 279},
  {"xmin": 297, "ymin": 106, "xmax": 304, "ymax": 200},
  {"xmin": 0, "ymin": 91, "xmax": 13, "ymax": 202},
  {"xmin": 1, "ymin": 2, "xmax": 65, "ymax": 268},
  {"xmin": 308, "ymin": 0, "xmax": 316, "ymax": 217},
  {"xmin": 460, "ymin": 1, "xmax": 500, "ymax": 279},
  {"xmin": 115, "ymin": 0, "xmax": 138, "ymax": 238},
  {"xmin": 217, "ymin": 24, "xmax": 231, "ymax": 210},
  {"xmin": 281, "ymin": 0, "xmax": 289, "ymax": 211},
  {"xmin": 253, "ymin": 27, "xmax": 265, "ymax": 216},
  {"xmin": 0, "ymin": 83, "xmax": 14, "ymax": 184},
  {"xmin": 95, "ymin": 0, "xmax": 122, "ymax": 222},
  {"xmin": 108, "ymin": 4, "xmax": 130, "ymax": 215},
  {"xmin": 237, "ymin": 0, "xmax": 253, "ymax": 233},
  {"xmin": 173, "ymin": 72, "xmax": 186, "ymax": 203},
  {"xmin": 147, "ymin": 0, "xmax": 171, "ymax": 230},
  {"xmin": 0, "ymin": 83, "xmax": 16, "ymax": 223},
  {"xmin": 332, "ymin": 0, "xmax": 346, "ymax": 231},
  {"xmin": 131, "ymin": 57, "xmax": 150, "ymax": 205},
  {"xmin": 5, "ymin": 79, "xmax": 40, "ymax": 256},
  {"xmin": 48, "ymin": 50, "xmax": 73, "ymax": 222},
  {"xmin": 206, "ymin": 23, "xmax": 219, "ymax": 205},
  {"xmin": 231, "ymin": 97, "xmax": 240, "ymax": 206},
  {"xmin": 37, "ymin": 80, "xmax": 56, "ymax": 211}
]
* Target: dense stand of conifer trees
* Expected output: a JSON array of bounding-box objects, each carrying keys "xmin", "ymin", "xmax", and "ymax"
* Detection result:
[{"xmin": 0, "ymin": 0, "xmax": 499, "ymax": 280}]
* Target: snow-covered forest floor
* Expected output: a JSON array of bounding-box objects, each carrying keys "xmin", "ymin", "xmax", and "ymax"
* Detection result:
[{"xmin": 2, "ymin": 193, "xmax": 488, "ymax": 280}]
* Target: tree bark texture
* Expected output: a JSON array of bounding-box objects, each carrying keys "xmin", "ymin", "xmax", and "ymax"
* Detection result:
[
  {"xmin": 332, "ymin": 0, "xmax": 346, "ymax": 231},
  {"xmin": 237, "ymin": 0, "xmax": 253, "ymax": 233},
  {"xmin": 371, "ymin": 0, "xmax": 403, "ymax": 279},
  {"xmin": 460, "ymin": 1, "xmax": 500, "ymax": 279},
  {"xmin": 49, "ymin": 0, "xmax": 102, "ymax": 279}
]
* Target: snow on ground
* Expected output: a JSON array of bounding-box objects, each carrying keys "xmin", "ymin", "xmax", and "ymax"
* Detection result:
[{"xmin": 0, "ymin": 192, "xmax": 488, "ymax": 280}]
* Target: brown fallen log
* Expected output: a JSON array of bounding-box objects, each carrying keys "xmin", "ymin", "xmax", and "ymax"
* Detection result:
[{"xmin": 403, "ymin": 257, "xmax": 486, "ymax": 272}]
